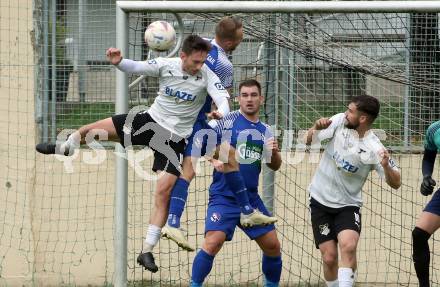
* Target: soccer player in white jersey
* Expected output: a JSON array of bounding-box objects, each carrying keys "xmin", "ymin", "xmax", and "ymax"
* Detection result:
[
  {"xmin": 412, "ymin": 120, "xmax": 440, "ymax": 287},
  {"xmin": 35, "ymin": 35, "xmax": 231, "ymax": 273},
  {"xmin": 305, "ymin": 95, "xmax": 401, "ymax": 287},
  {"xmin": 163, "ymin": 16, "xmax": 276, "ymax": 252},
  {"xmin": 190, "ymin": 80, "xmax": 282, "ymax": 287}
]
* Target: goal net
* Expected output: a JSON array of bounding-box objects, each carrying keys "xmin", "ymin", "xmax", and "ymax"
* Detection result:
[{"xmin": 1, "ymin": 1, "xmax": 439, "ymax": 286}]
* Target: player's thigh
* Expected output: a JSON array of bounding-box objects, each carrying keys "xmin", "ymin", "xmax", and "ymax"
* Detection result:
[
  {"xmin": 336, "ymin": 229, "xmax": 360, "ymax": 253},
  {"xmin": 241, "ymin": 195, "xmax": 276, "ymax": 242},
  {"xmin": 152, "ymin": 137, "xmax": 185, "ymax": 177},
  {"xmin": 419, "ymin": 188, "xmax": 440, "ymax": 234},
  {"xmin": 180, "ymin": 156, "xmax": 197, "ymax": 182},
  {"xmin": 310, "ymin": 198, "xmax": 337, "ymax": 249},
  {"xmin": 155, "ymin": 171, "xmax": 178, "ymax": 195},
  {"xmin": 333, "ymin": 206, "xmax": 361, "ymax": 238},
  {"xmin": 202, "ymin": 230, "xmax": 227, "ymax": 256},
  {"xmin": 111, "ymin": 112, "xmax": 156, "ymax": 147},
  {"xmin": 81, "ymin": 117, "xmax": 119, "ymax": 141},
  {"xmin": 416, "ymin": 211, "xmax": 440, "ymax": 234},
  {"xmin": 254, "ymin": 230, "xmax": 280, "ymax": 257},
  {"xmin": 318, "ymin": 240, "xmax": 338, "ymax": 263},
  {"xmin": 205, "ymin": 203, "xmax": 240, "ymax": 242}
]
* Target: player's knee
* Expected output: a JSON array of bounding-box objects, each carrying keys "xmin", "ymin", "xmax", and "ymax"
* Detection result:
[
  {"xmin": 338, "ymin": 238, "xmax": 357, "ymax": 254},
  {"xmin": 263, "ymin": 239, "xmax": 281, "ymax": 256},
  {"xmin": 203, "ymin": 239, "xmax": 224, "ymax": 256},
  {"xmin": 181, "ymin": 167, "xmax": 195, "ymax": 182},
  {"xmin": 321, "ymin": 250, "xmax": 338, "ymax": 267},
  {"xmin": 412, "ymin": 227, "xmax": 431, "ymax": 247}
]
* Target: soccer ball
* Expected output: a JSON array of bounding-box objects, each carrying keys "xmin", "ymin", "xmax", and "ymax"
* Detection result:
[{"xmin": 144, "ymin": 21, "xmax": 176, "ymax": 51}]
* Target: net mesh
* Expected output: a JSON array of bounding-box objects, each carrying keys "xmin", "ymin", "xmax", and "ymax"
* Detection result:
[{"xmin": 0, "ymin": 1, "xmax": 439, "ymax": 286}]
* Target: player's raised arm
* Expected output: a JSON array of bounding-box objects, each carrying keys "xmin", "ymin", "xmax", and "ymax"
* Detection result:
[
  {"xmin": 379, "ymin": 148, "xmax": 401, "ymax": 189},
  {"xmin": 206, "ymin": 69, "xmax": 230, "ymax": 118},
  {"xmin": 106, "ymin": 47, "xmax": 162, "ymax": 76},
  {"xmin": 305, "ymin": 117, "xmax": 332, "ymax": 145}
]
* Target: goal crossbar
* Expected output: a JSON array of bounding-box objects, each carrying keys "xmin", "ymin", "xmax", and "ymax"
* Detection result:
[{"xmin": 117, "ymin": 1, "xmax": 440, "ymax": 13}]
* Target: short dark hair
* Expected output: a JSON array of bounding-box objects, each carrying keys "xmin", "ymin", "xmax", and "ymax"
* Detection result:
[
  {"xmin": 181, "ymin": 35, "xmax": 211, "ymax": 55},
  {"xmin": 350, "ymin": 94, "xmax": 380, "ymax": 122},
  {"xmin": 215, "ymin": 16, "xmax": 243, "ymax": 41},
  {"xmin": 239, "ymin": 79, "xmax": 261, "ymax": 95}
]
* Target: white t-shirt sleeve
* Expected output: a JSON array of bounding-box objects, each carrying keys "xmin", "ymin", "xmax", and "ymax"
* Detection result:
[
  {"xmin": 206, "ymin": 68, "xmax": 230, "ymax": 98},
  {"xmin": 116, "ymin": 58, "xmax": 166, "ymax": 76},
  {"xmin": 206, "ymin": 68, "xmax": 230, "ymax": 116},
  {"xmin": 316, "ymin": 113, "xmax": 346, "ymax": 141}
]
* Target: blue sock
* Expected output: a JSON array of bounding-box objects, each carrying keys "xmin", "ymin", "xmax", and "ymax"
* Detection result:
[
  {"xmin": 262, "ymin": 254, "xmax": 282, "ymax": 286},
  {"xmin": 191, "ymin": 249, "xmax": 215, "ymax": 285},
  {"xmin": 167, "ymin": 178, "xmax": 190, "ymax": 228},
  {"xmin": 223, "ymin": 171, "xmax": 253, "ymax": 214}
]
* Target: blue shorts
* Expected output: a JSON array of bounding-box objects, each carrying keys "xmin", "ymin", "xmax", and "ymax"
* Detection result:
[
  {"xmin": 424, "ymin": 188, "xmax": 440, "ymax": 216},
  {"xmin": 204, "ymin": 194, "xmax": 275, "ymax": 241},
  {"xmin": 184, "ymin": 120, "xmax": 220, "ymax": 158}
]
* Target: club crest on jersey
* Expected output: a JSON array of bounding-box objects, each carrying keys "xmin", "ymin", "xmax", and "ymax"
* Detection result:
[
  {"xmin": 214, "ymin": 82, "xmax": 225, "ymax": 90},
  {"xmin": 147, "ymin": 59, "xmax": 157, "ymax": 65},
  {"xmin": 165, "ymin": 86, "xmax": 196, "ymax": 102},
  {"xmin": 210, "ymin": 212, "xmax": 221, "ymax": 222}
]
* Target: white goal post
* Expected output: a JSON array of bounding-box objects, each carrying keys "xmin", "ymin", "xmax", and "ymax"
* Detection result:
[{"xmin": 114, "ymin": 2, "xmax": 440, "ymax": 287}]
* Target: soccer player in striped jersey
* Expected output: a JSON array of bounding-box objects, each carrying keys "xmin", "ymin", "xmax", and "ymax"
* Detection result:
[
  {"xmin": 163, "ymin": 17, "xmax": 276, "ymax": 252},
  {"xmin": 190, "ymin": 79, "xmax": 282, "ymax": 287},
  {"xmin": 305, "ymin": 95, "xmax": 401, "ymax": 287},
  {"xmin": 412, "ymin": 120, "xmax": 440, "ymax": 287},
  {"xmin": 36, "ymin": 35, "xmax": 231, "ymax": 273}
]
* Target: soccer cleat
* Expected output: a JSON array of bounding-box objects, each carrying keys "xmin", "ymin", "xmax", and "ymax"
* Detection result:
[
  {"xmin": 240, "ymin": 209, "xmax": 277, "ymax": 228},
  {"xmin": 161, "ymin": 224, "xmax": 195, "ymax": 252},
  {"xmin": 36, "ymin": 142, "xmax": 72, "ymax": 156},
  {"xmin": 137, "ymin": 252, "xmax": 158, "ymax": 273}
]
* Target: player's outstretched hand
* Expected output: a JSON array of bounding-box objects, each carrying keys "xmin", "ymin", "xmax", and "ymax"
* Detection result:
[
  {"xmin": 421, "ymin": 176, "xmax": 436, "ymax": 196},
  {"xmin": 265, "ymin": 138, "xmax": 280, "ymax": 153},
  {"xmin": 379, "ymin": 148, "xmax": 390, "ymax": 167},
  {"xmin": 209, "ymin": 158, "xmax": 224, "ymax": 173},
  {"xmin": 106, "ymin": 47, "xmax": 123, "ymax": 65},
  {"xmin": 207, "ymin": 111, "xmax": 223, "ymax": 120},
  {"xmin": 314, "ymin": 118, "xmax": 332, "ymax": 130}
]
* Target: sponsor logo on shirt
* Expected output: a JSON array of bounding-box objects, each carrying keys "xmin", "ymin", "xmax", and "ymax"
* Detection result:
[
  {"xmin": 332, "ymin": 151, "xmax": 359, "ymax": 173},
  {"xmin": 237, "ymin": 142, "xmax": 262, "ymax": 164},
  {"xmin": 214, "ymin": 82, "xmax": 225, "ymax": 90},
  {"xmin": 164, "ymin": 86, "xmax": 196, "ymax": 102},
  {"xmin": 206, "ymin": 54, "xmax": 216, "ymax": 65},
  {"xmin": 147, "ymin": 59, "xmax": 157, "ymax": 65}
]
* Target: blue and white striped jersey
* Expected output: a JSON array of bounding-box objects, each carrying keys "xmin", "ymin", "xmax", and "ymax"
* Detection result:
[{"xmin": 197, "ymin": 39, "xmax": 234, "ymax": 120}]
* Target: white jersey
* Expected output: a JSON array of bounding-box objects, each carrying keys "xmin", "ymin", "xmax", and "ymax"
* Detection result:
[
  {"xmin": 308, "ymin": 113, "xmax": 399, "ymax": 208},
  {"xmin": 118, "ymin": 57, "xmax": 229, "ymax": 138}
]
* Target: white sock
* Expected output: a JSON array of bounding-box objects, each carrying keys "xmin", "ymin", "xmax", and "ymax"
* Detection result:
[
  {"xmin": 338, "ymin": 267, "xmax": 354, "ymax": 287},
  {"xmin": 61, "ymin": 132, "xmax": 80, "ymax": 151},
  {"xmin": 326, "ymin": 279, "xmax": 339, "ymax": 287},
  {"xmin": 143, "ymin": 224, "xmax": 161, "ymax": 253}
]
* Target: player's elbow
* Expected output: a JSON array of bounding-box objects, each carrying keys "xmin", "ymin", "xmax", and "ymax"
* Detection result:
[
  {"xmin": 267, "ymin": 161, "xmax": 281, "ymax": 171},
  {"xmin": 387, "ymin": 176, "xmax": 401, "ymax": 189}
]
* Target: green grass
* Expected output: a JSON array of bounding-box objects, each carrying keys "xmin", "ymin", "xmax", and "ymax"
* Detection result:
[
  {"xmin": 55, "ymin": 101, "xmax": 416, "ymax": 147},
  {"xmin": 56, "ymin": 102, "xmax": 115, "ymax": 131}
]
